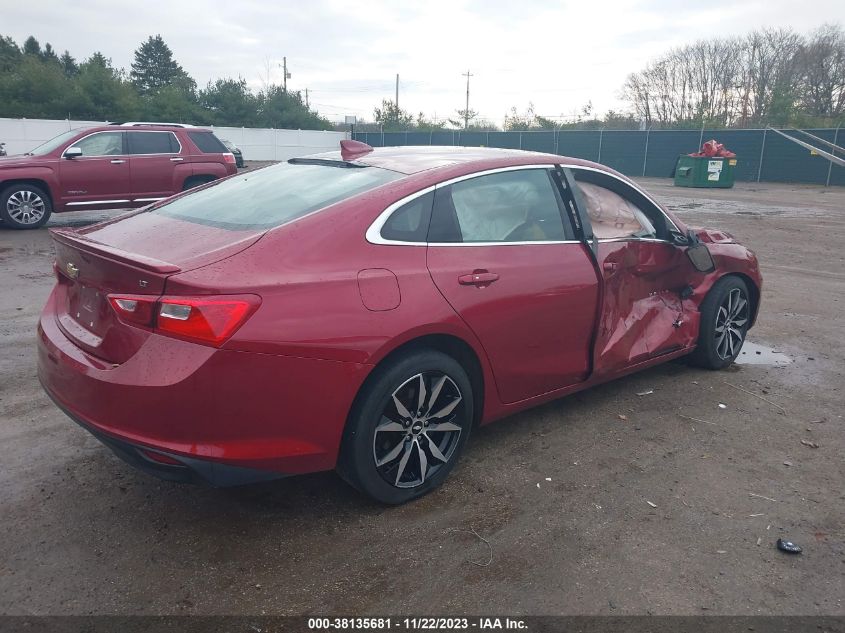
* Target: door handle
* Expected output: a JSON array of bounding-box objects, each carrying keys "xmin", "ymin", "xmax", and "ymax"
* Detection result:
[
  {"xmin": 110, "ymin": 159, "xmax": 125, "ymax": 164},
  {"xmin": 170, "ymin": 157, "xmax": 184, "ymax": 162},
  {"xmin": 458, "ymin": 271, "xmax": 499, "ymax": 286},
  {"xmin": 603, "ymin": 261, "xmax": 619, "ymax": 273}
]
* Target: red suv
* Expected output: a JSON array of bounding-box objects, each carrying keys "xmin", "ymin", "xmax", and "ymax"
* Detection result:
[{"xmin": 0, "ymin": 124, "xmax": 237, "ymax": 229}]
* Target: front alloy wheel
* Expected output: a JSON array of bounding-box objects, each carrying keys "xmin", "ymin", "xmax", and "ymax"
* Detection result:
[
  {"xmin": 340, "ymin": 350, "xmax": 473, "ymax": 504},
  {"xmin": 1, "ymin": 184, "xmax": 53, "ymax": 229},
  {"xmin": 714, "ymin": 287, "xmax": 749, "ymax": 360},
  {"xmin": 689, "ymin": 275, "xmax": 751, "ymax": 369}
]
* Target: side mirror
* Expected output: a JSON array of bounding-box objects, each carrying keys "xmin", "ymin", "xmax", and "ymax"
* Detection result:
[
  {"xmin": 64, "ymin": 147, "xmax": 82, "ymax": 159},
  {"xmin": 686, "ymin": 243, "xmax": 716, "ymax": 273}
]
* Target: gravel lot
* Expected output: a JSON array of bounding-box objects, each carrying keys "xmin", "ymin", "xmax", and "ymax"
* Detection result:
[{"xmin": 0, "ymin": 176, "xmax": 843, "ymax": 615}]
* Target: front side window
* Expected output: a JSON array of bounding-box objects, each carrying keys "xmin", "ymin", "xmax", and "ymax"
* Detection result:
[
  {"xmin": 154, "ymin": 161, "xmax": 401, "ymax": 230},
  {"xmin": 575, "ymin": 182, "xmax": 656, "ymax": 239},
  {"xmin": 70, "ymin": 132, "xmax": 124, "ymax": 157},
  {"xmin": 128, "ymin": 131, "xmax": 178, "ymax": 154},
  {"xmin": 572, "ymin": 169, "xmax": 668, "ymax": 240},
  {"xmin": 429, "ymin": 169, "xmax": 566, "ymax": 243}
]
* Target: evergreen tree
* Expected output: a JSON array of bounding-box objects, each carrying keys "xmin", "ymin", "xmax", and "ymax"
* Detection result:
[
  {"xmin": 0, "ymin": 35, "xmax": 21, "ymax": 72},
  {"xmin": 87, "ymin": 52, "xmax": 111, "ymax": 69},
  {"xmin": 59, "ymin": 51, "xmax": 78, "ymax": 77},
  {"xmin": 198, "ymin": 78, "xmax": 258, "ymax": 126},
  {"xmin": 41, "ymin": 42, "xmax": 59, "ymax": 64},
  {"xmin": 130, "ymin": 35, "xmax": 190, "ymax": 95},
  {"xmin": 22, "ymin": 35, "xmax": 41, "ymax": 56}
]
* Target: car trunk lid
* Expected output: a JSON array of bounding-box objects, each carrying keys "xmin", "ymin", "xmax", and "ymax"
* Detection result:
[{"xmin": 50, "ymin": 212, "xmax": 264, "ymax": 363}]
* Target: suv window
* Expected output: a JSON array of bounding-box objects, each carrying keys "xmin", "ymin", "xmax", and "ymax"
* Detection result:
[
  {"xmin": 429, "ymin": 169, "xmax": 566, "ymax": 243},
  {"xmin": 71, "ymin": 132, "xmax": 124, "ymax": 157},
  {"xmin": 380, "ymin": 192, "xmax": 433, "ymax": 242},
  {"xmin": 154, "ymin": 161, "xmax": 401, "ymax": 230},
  {"xmin": 128, "ymin": 131, "xmax": 179, "ymax": 154},
  {"xmin": 188, "ymin": 131, "xmax": 228, "ymax": 153},
  {"xmin": 572, "ymin": 169, "xmax": 665, "ymax": 240}
]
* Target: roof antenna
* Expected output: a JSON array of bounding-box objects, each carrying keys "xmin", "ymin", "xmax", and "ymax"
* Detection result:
[{"xmin": 340, "ymin": 139, "xmax": 373, "ymax": 161}]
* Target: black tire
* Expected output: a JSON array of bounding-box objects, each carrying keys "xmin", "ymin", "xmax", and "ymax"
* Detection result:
[
  {"xmin": 339, "ymin": 350, "xmax": 474, "ymax": 505},
  {"xmin": 0, "ymin": 183, "xmax": 52, "ymax": 229},
  {"xmin": 689, "ymin": 276, "xmax": 751, "ymax": 369}
]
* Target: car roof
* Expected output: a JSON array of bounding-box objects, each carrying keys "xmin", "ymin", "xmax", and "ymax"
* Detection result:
[
  {"xmin": 77, "ymin": 124, "xmax": 214, "ymax": 134},
  {"xmin": 309, "ymin": 145, "xmax": 565, "ymax": 175}
]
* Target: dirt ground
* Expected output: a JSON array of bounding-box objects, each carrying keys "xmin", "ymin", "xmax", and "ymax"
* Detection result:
[{"xmin": 0, "ymin": 176, "xmax": 843, "ymax": 616}]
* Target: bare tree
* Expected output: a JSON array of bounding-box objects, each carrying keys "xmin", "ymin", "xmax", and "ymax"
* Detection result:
[
  {"xmin": 621, "ymin": 25, "xmax": 841, "ymax": 128},
  {"xmin": 798, "ymin": 24, "xmax": 845, "ymax": 118}
]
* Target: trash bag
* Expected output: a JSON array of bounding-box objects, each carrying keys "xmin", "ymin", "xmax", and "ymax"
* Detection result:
[{"xmin": 690, "ymin": 139, "xmax": 736, "ymax": 158}]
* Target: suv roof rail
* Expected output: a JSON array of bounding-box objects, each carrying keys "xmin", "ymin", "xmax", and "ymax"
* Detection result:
[{"xmin": 121, "ymin": 121, "xmax": 195, "ymax": 128}]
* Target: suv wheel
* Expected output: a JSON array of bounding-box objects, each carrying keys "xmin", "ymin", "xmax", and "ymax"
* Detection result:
[{"xmin": 1, "ymin": 184, "xmax": 52, "ymax": 229}]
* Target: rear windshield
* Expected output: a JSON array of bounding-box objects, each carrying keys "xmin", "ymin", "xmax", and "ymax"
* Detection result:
[
  {"xmin": 153, "ymin": 161, "xmax": 401, "ymax": 230},
  {"xmin": 188, "ymin": 131, "xmax": 229, "ymax": 153}
]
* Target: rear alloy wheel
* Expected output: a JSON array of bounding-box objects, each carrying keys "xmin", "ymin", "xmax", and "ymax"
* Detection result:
[
  {"xmin": 1, "ymin": 184, "xmax": 52, "ymax": 229},
  {"xmin": 340, "ymin": 350, "xmax": 473, "ymax": 504},
  {"xmin": 689, "ymin": 276, "xmax": 750, "ymax": 369}
]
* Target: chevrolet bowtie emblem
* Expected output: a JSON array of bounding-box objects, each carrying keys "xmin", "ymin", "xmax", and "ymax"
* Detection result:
[{"xmin": 65, "ymin": 262, "xmax": 79, "ymax": 279}]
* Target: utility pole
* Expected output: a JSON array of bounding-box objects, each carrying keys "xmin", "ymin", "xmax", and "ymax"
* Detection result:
[
  {"xmin": 281, "ymin": 57, "xmax": 291, "ymax": 92},
  {"xmin": 305, "ymin": 88, "xmax": 309, "ymax": 109},
  {"xmin": 395, "ymin": 73, "xmax": 399, "ymax": 109},
  {"xmin": 462, "ymin": 70, "xmax": 473, "ymax": 130}
]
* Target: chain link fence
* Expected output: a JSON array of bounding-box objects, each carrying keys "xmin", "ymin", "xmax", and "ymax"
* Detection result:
[{"xmin": 353, "ymin": 128, "xmax": 844, "ymax": 186}]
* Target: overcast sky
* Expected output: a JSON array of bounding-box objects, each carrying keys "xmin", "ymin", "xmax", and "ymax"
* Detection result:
[{"xmin": 4, "ymin": 0, "xmax": 844, "ymax": 124}]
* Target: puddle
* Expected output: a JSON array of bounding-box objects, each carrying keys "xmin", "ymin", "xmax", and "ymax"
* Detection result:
[{"xmin": 735, "ymin": 341, "xmax": 793, "ymax": 366}]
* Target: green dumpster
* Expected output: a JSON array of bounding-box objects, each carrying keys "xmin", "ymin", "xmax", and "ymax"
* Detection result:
[{"xmin": 674, "ymin": 155, "xmax": 737, "ymax": 188}]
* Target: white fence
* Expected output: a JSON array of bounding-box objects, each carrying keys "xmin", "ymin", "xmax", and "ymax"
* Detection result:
[{"xmin": 0, "ymin": 118, "xmax": 347, "ymax": 161}]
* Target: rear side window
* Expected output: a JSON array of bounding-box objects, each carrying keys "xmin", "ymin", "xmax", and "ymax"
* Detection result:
[
  {"xmin": 154, "ymin": 162, "xmax": 401, "ymax": 230},
  {"xmin": 128, "ymin": 131, "xmax": 179, "ymax": 155},
  {"xmin": 188, "ymin": 131, "xmax": 228, "ymax": 153},
  {"xmin": 380, "ymin": 192, "xmax": 433, "ymax": 242}
]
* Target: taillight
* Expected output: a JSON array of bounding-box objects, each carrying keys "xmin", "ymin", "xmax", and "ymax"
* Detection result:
[
  {"xmin": 156, "ymin": 296, "xmax": 258, "ymax": 345},
  {"xmin": 108, "ymin": 293, "xmax": 260, "ymax": 347},
  {"xmin": 223, "ymin": 153, "xmax": 236, "ymax": 164},
  {"xmin": 108, "ymin": 294, "xmax": 157, "ymax": 328}
]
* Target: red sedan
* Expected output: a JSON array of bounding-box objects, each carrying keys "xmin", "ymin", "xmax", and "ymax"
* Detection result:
[{"xmin": 37, "ymin": 141, "xmax": 761, "ymax": 504}]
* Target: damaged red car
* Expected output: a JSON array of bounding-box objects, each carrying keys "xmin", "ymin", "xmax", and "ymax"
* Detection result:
[{"xmin": 37, "ymin": 141, "xmax": 761, "ymax": 504}]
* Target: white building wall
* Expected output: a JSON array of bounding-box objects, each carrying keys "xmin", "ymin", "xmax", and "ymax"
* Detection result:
[{"xmin": 0, "ymin": 118, "xmax": 346, "ymax": 160}]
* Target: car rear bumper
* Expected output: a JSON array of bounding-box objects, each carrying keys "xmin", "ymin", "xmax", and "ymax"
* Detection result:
[
  {"xmin": 37, "ymin": 286, "xmax": 371, "ymax": 484},
  {"xmin": 42, "ymin": 386, "xmax": 286, "ymax": 486}
]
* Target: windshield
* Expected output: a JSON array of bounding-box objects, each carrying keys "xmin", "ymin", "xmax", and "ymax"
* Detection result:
[
  {"xmin": 26, "ymin": 129, "xmax": 87, "ymax": 156},
  {"xmin": 154, "ymin": 161, "xmax": 401, "ymax": 230}
]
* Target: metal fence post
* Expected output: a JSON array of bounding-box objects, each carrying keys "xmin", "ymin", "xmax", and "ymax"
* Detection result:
[
  {"xmin": 430, "ymin": 131, "xmax": 433, "ymax": 145},
  {"xmin": 597, "ymin": 129, "xmax": 603, "ymax": 162},
  {"xmin": 381, "ymin": 125, "xmax": 385, "ymax": 147},
  {"xmin": 642, "ymin": 127, "xmax": 650, "ymax": 176},
  {"xmin": 757, "ymin": 128, "xmax": 767, "ymax": 183},
  {"xmin": 554, "ymin": 129, "xmax": 559, "ymax": 155},
  {"xmin": 519, "ymin": 132, "xmax": 523, "ymax": 149},
  {"xmin": 826, "ymin": 124, "xmax": 841, "ymax": 187}
]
